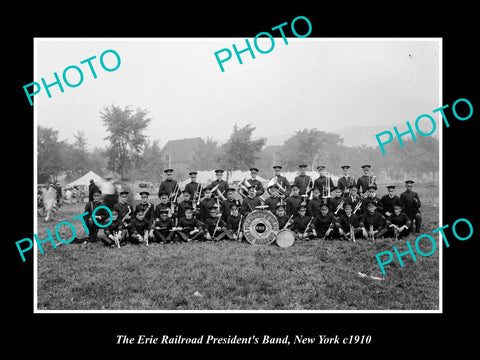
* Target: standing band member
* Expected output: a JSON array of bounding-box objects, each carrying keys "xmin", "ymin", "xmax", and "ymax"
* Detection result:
[
  {"xmin": 184, "ymin": 171, "xmax": 199, "ymax": 198},
  {"xmin": 272, "ymin": 165, "xmax": 291, "ymax": 196},
  {"xmin": 400, "ymin": 180, "xmax": 422, "ymax": 233},
  {"xmin": 83, "ymin": 189, "xmax": 109, "ymax": 243},
  {"xmin": 314, "ymin": 166, "xmax": 334, "ymax": 202},
  {"xmin": 159, "ymin": 168, "xmax": 180, "ymax": 201},
  {"xmin": 248, "ymin": 167, "xmax": 265, "ymax": 197},
  {"xmin": 286, "ymin": 184, "xmax": 303, "ymax": 218},
  {"xmin": 114, "ymin": 191, "xmax": 133, "ymax": 227},
  {"xmin": 356, "ymin": 164, "xmax": 377, "ymax": 196},
  {"xmin": 135, "ymin": 191, "xmax": 154, "ymax": 222},
  {"xmin": 294, "ymin": 164, "xmax": 312, "ymax": 196},
  {"xmin": 337, "ymin": 165, "xmax": 355, "ymax": 198},
  {"xmin": 210, "ymin": 169, "xmax": 229, "ymax": 199},
  {"xmin": 381, "ymin": 185, "xmax": 401, "ymax": 217}
]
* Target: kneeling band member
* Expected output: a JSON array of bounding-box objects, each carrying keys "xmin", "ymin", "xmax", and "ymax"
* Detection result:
[
  {"xmin": 360, "ymin": 201, "xmax": 388, "ymax": 240},
  {"xmin": 103, "ymin": 208, "xmax": 127, "ymax": 246},
  {"xmin": 175, "ymin": 206, "xmax": 204, "ymax": 242},
  {"xmin": 335, "ymin": 202, "xmax": 362, "ymax": 241},
  {"xmin": 386, "ymin": 204, "xmax": 412, "ymax": 240},
  {"xmin": 311, "ymin": 203, "xmax": 336, "ymax": 239},
  {"xmin": 153, "ymin": 208, "xmax": 175, "ymax": 243},
  {"xmin": 128, "ymin": 208, "xmax": 154, "ymax": 244},
  {"xmin": 224, "ymin": 203, "xmax": 243, "ymax": 241},
  {"xmin": 204, "ymin": 206, "xmax": 227, "ymax": 241},
  {"xmin": 291, "ymin": 204, "xmax": 314, "ymax": 240}
]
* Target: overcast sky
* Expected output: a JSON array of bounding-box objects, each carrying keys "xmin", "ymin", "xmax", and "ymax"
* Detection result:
[{"xmin": 35, "ymin": 38, "xmax": 440, "ymax": 150}]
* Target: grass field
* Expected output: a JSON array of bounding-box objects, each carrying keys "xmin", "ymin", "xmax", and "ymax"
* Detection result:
[{"xmin": 36, "ymin": 182, "xmax": 439, "ymax": 311}]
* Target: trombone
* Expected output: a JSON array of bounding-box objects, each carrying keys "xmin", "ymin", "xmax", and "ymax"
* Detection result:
[{"xmin": 321, "ymin": 175, "xmax": 331, "ymax": 199}]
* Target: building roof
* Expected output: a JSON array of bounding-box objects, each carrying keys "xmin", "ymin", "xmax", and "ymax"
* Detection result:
[{"xmin": 161, "ymin": 137, "xmax": 205, "ymax": 163}]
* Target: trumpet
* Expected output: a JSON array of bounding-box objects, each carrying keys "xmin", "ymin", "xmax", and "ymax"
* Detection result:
[
  {"xmin": 144, "ymin": 230, "xmax": 149, "ymax": 246},
  {"xmin": 113, "ymin": 230, "xmax": 121, "ymax": 248},
  {"xmin": 350, "ymin": 224, "xmax": 355, "ymax": 242},
  {"xmin": 168, "ymin": 183, "xmax": 180, "ymax": 203},
  {"xmin": 334, "ymin": 200, "xmax": 345, "ymax": 215},
  {"xmin": 370, "ymin": 225, "xmax": 375, "ymax": 241},
  {"xmin": 353, "ymin": 200, "xmax": 362, "ymax": 214}
]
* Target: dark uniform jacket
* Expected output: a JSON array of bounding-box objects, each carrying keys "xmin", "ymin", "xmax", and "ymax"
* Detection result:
[
  {"xmin": 159, "ymin": 179, "xmax": 179, "ymax": 198},
  {"xmin": 360, "ymin": 211, "xmax": 386, "ymax": 231},
  {"xmin": 114, "ymin": 202, "xmax": 133, "ymax": 224},
  {"xmin": 337, "ymin": 175, "xmax": 356, "ymax": 194},
  {"xmin": 199, "ymin": 197, "xmax": 217, "ymax": 222},
  {"xmin": 104, "ymin": 219, "xmax": 124, "ymax": 237},
  {"xmin": 128, "ymin": 218, "xmax": 152, "ymax": 236},
  {"xmin": 276, "ymin": 214, "xmax": 291, "ymax": 230},
  {"xmin": 313, "ymin": 176, "xmax": 334, "ymax": 195},
  {"xmin": 386, "ymin": 212, "xmax": 411, "ymax": 228},
  {"xmin": 177, "ymin": 200, "xmax": 193, "ymax": 220},
  {"xmin": 203, "ymin": 216, "xmax": 226, "ymax": 235},
  {"xmin": 209, "ymin": 179, "xmax": 229, "ymax": 197},
  {"xmin": 265, "ymin": 196, "xmax": 282, "ymax": 214},
  {"xmin": 153, "ymin": 217, "xmax": 174, "ymax": 233},
  {"xmin": 84, "ymin": 200, "xmax": 109, "ymax": 224},
  {"xmin": 400, "ymin": 190, "xmax": 421, "ymax": 216},
  {"xmin": 241, "ymin": 196, "xmax": 263, "ymax": 214},
  {"xmin": 312, "ymin": 212, "xmax": 335, "ymax": 235},
  {"xmin": 362, "ymin": 196, "xmax": 383, "ymax": 214},
  {"xmin": 293, "ymin": 174, "xmax": 312, "ymax": 196},
  {"xmin": 345, "ymin": 195, "xmax": 363, "ymax": 214},
  {"xmin": 154, "ymin": 202, "xmax": 170, "ymax": 219},
  {"xmin": 135, "ymin": 202, "xmax": 154, "ymax": 222},
  {"xmin": 328, "ymin": 197, "xmax": 345, "ymax": 216},
  {"xmin": 184, "ymin": 181, "xmax": 200, "ymax": 198},
  {"xmin": 248, "ymin": 178, "xmax": 265, "ymax": 196},
  {"xmin": 380, "ymin": 194, "xmax": 401, "ymax": 215},
  {"xmin": 222, "ymin": 198, "xmax": 241, "ymax": 221},
  {"xmin": 291, "ymin": 215, "xmax": 312, "ymax": 233},
  {"xmin": 272, "ymin": 175, "xmax": 291, "ymax": 195},
  {"xmin": 286, "ymin": 195, "xmax": 303, "ymax": 218},
  {"xmin": 336, "ymin": 213, "xmax": 360, "ymax": 231},
  {"xmin": 356, "ymin": 175, "xmax": 376, "ymax": 195},
  {"xmin": 226, "ymin": 214, "xmax": 242, "ymax": 232},
  {"xmin": 306, "ymin": 197, "xmax": 323, "ymax": 218},
  {"xmin": 177, "ymin": 216, "xmax": 203, "ymax": 232}
]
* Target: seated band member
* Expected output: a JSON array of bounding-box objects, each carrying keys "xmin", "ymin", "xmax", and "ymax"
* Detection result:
[
  {"xmin": 224, "ymin": 203, "xmax": 243, "ymax": 241},
  {"xmin": 360, "ymin": 201, "xmax": 388, "ymax": 240},
  {"xmin": 222, "ymin": 187, "xmax": 240, "ymax": 221},
  {"xmin": 198, "ymin": 186, "xmax": 217, "ymax": 222},
  {"xmin": 175, "ymin": 206, "xmax": 204, "ymax": 242},
  {"xmin": 361, "ymin": 185, "xmax": 383, "ymax": 214},
  {"xmin": 154, "ymin": 192, "xmax": 171, "ymax": 219},
  {"xmin": 241, "ymin": 185, "xmax": 263, "ymax": 215},
  {"xmin": 102, "ymin": 208, "xmax": 127, "ymax": 246},
  {"xmin": 275, "ymin": 203, "xmax": 293, "ymax": 230},
  {"xmin": 265, "ymin": 184, "xmax": 283, "ymax": 214},
  {"xmin": 177, "ymin": 189, "xmax": 193, "ymax": 220},
  {"xmin": 335, "ymin": 203, "xmax": 362, "ymax": 241},
  {"xmin": 386, "ymin": 204, "xmax": 412, "ymax": 240},
  {"xmin": 291, "ymin": 204, "xmax": 314, "ymax": 240},
  {"xmin": 381, "ymin": 185, "xmax": 401, "ymax": 217},
  {"xmin": 328, "ymin": 186, "xmax": 345, "ymax": 217},
  {"xmin": 204, "ymin": 206, "xmax": 227, "ymax": 241},
  {"xmin": 153, "ymin": 208, "xmax": 175, "ymax": 243},
  {"xmin": 345, "ymin": 185, "xmax": 363, "ymax": 215},
  {"xmin": 135, "ymin": 191, "xmax": 154, "ymax": 222},
  {"xmin": 286, "ymin": 184, "xmax": 303, "ymax": 218},
  {"xmin": 114, "ymin": 190, "xmax": 133, "ymax": 228},
  {"xmin": 306, "ymin": 187, "xmax": 323, "ymax": 218},
  {"xmin": 311, "ymin": 203, "xmax": 336, "ymax": 239},
  {"xmin": 128, "ymin": 209, "xmax": 154, "ymax": 244}
]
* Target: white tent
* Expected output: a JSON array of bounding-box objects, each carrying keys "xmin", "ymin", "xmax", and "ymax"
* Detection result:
[{"xmin": 66, "ymin": 171, "xmax": 105, "ymax": 187}]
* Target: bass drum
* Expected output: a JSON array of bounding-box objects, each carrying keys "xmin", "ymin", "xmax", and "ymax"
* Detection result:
[
  {"xmin": 243, "ymin": 210, "xmax": 279, "ymax": 245},
  {"xmin": 275, "ymin": 229, "xmax": 295, "ymax": 248}
]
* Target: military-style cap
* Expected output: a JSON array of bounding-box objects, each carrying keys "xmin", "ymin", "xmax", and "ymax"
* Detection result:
[
  {"xmin": 139, "ymin": 191, "xmax": 150, "ymax": 196},
  {"xmin": 164, "ymin": 168, "xmax": 174, "ymax": 173},
  {"xmin": 189, "ymin": 171, "xmax": 198, "ymax": 175},
  {"xmin": 89, "ymin": 179, "xmax": 95, "ymax": 183},
  {"xmin": 226, "ymin": 187, "xmax": 236, "ymax": 193},
  {"xmin": 247, "ymin": 184, "xmax": 256, "ymax": 189},
  {"xmin": 229, "ymin": 203, "xmax": 239, "ymax": 209},
  {"xmin": 367, "ymin": 185, "xmax": 377, "ymax": 191},
  {"xmin": 92, "ymin": 189, "xmax": 102, "ymax": 195},
  {"xmin": 273, "ymin": 165, "xmax": 282, "ymax": 170},
  {"xmin": 214, "ymin": 169, "xmax": 224, "ymax": 173},
  {"xmin": 159, "ymin": 208, "xmax": 169, "ymax": 213},
  {"xmin": 341, "ymin": 165, "xmax": 350, "ymax": 169},
  {"xmin": 249, "ymin": 167, "xmax": 259, "ymax": 172},
  {"xmin": 275, "ymin": 203, "xmax": 285, "ymax": 209},
  {"xmin": 298, "ymin": 164, "xmax": 308, "ymax": 168},
  {"xmin": 361, "ymin": 164, "xmax": 371, "ymax": 169},
  {"xmin": 343, "ymin": 203, "xmax": 353, "ymax": 208},
  {"xmin": 320, "ymin": 203, "xmax": 329, "ymax": 209},
  {"xmin": 181, "ymin": 189, "xmax": 191, "ymax": 194},
  {"xmin": 119, "ymin": 190, "xmax": 129, "ymax": 195},
  {"xmin": 208, "ymin": 206, "xmax": 218, "ymax": 211},
  {"xmin": 312, "ymin": 187, "xmax": 321, "ymax": 192},
  {"xmin": 297, "ymin": 204, "xmax": 307, "ymax": 210},
  {"xmin": 159, "ymin": 192, "xmax": 169, "ymax": 197},
  {"xmin": 135, "ymin": 208, "xmax": 145, "ymax": 214},
  {"xmin": 393, "ymin": 204, "xmax": 403, "ymax": 208},
  {"xmin": 386, "ymin": 185, "xmax": 396, "ymax": 190},
  {"xmin": 405, "ymin": 180, "xmax": 415, "ymax": 184},
  {"xmin": 291, "ymin": 184, "xmax": 300, "ymax": 189},
  {"xmin": 348, "ymin": 184, "xmax": 357, "ymax": 189},
  {"xmin": 366, "ymin": 201, "xmax": 377, "ymax": 208},
  {"xmin": 184, "ymin": 205, "xmax": 194, "ymax": 211},
  {"xmin": 316, "ymin": 165, "xmax": 325, "ymax": 170}
]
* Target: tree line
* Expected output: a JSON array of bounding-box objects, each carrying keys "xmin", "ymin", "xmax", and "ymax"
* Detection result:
[{"xmin": 38, "ymin": 105, "xmax": 439, "ymax": 184}]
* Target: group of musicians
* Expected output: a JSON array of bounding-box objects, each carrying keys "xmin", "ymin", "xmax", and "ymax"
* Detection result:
[{"xmin": 82, "ymin": 164, "xmax": 422, "ymax": 246}]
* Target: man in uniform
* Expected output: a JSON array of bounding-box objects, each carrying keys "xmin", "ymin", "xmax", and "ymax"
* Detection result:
[
  {"xmin": 184, "ymin": 171, "xmax": 200, "ymax": 198},
  {"xmin": 272, "ymin": 165, "xmax": 291, "ymax": 196},
  {"xmin": 222, "ymin": 187, "xmax": 240, "ymax": 221},
  {"xmin": 286, "ymin": 184, "xmax": 303, "ymax": 218},
  {"xmin": 381, "ymin": 185, "xmax": 401, "ymax": 217},
  {"xmin": 159, "ymin": 168, "xmax": 179, "ymax": 201},
  {"xmin": 265, "ymin": 184, "xmax": 283, "ymax": 214},
  {"xmin": 361, "ymin": 185, "xmax": 383, "ymax": 214},
  {"xmin": 175, "ymin": 206, "xmax": 204, "ymax": 242},
  {"xmin": 135, "ymin": 191, "xmax": 154, "ymax": 222},
  {"xmin": 400, "ymin": 180, "xmax": 422, "ymax": 233},
  {"xmin": 345, "ymin": 185, "xmax": 363, "ymax": 215},
  {"xmin": 177, "ymin": 189, "xmax": 194, "ymax": 220},
  {"xmin": 356, "ymin": 164, "xmax": 377, "ymax": 196},
  {"xmin": 198, "ymin": 187, "xmax": 216, "ymax": 222},
  {"xmin": 275, "ymin": 203, "xmax": 293, "ymax": 230},
  {"xmin": 306, "ymin": 187, "xmax": 323, "ymax": 218},
  {"xmin": 153, "ymin": 209, "xmax": 175, "ymax": 243},
  {"xmin": 248, "ymin": 167, "xmax": 265, "ymax": 197},
  {"xmin": 311, "ymin": 203, "xmax": 336, "ymax": 239},
  {"xmin": 293, "ymin": 164, "xmax": 313, "ymax": 196},
  {"xmin": 337, "ymin": 165, "xmax": 356, "ymax": 198},
  {"xmin": 313, "ymin": 166, "xmax": 334, "ymax": 201},
  {"xmin": 360, "ymin": 202, "xmax": 388, "ymax": 240},
  {"xmin": 88, "ymin": 179, "xmax": 100, "ymax": 202},
  {"xmin": 241, "ymin": 185, "xmax": 263, "ymax": 215},
  {"xmin": 224, "ymin": 203, "xmax": 243, "ymax": 241},
  {"xmin": 291, "ymin": 204, "xmax": 314, "ymax": 240},
  {"xmin": 209, "ymin": 169, "xmax": 229, "ymax": 199},
  {"xmin": 83, "ymin": 189, "xmax": 110, "ymax": 243},
  {"xmin": 328, "ymin": 187, "xmax": 345, "ymax": 216},
  {"xmin": 386, "ymin": 204, "xmax": 412, "ymax": 240},
  {"xmin": 335, "ymin": 203, "xmax": 362, "ymax": 241},
  {"xmin": 154, "ymin": 193, "xmax": 171, "ymax": 219},
  {"xmin": 114, "ymin": 191, "xmax": 133, "ymax": 228}
]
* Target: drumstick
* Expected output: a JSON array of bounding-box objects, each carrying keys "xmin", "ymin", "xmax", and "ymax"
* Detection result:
[{"xmin": 283, "ymin": 215, "xmax": 294, "ymax": 229}]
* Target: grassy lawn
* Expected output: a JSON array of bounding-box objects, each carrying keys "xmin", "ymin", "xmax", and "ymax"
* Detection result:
[{"xmin": 36, "ymin": 182, "xmax": 439, "ymax": 311}]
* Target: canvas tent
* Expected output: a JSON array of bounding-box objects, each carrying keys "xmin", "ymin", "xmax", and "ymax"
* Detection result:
[{"xmin": 66, "ymin": 171, "xmax": 105, "ymax": 187}]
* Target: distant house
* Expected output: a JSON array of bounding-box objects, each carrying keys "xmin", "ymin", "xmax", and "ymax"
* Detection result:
[{"xmin": 160, "ymin": 137, "xmax": 206, "ymax": 177}]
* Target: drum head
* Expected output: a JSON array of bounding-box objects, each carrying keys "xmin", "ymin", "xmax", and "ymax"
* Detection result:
[
  {"xmin": 243, "ymin": 210, "xmax": 279, "ymax": 245},
  {"xmin": 276, "ymin": 229, "xmax": 295, "ymax": 248}
]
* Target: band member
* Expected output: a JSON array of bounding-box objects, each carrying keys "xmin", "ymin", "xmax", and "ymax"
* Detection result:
[
  {"xmin": 102, "ymin": 208, "xmax": 127, "ymax": 246},
  {"xmin": 335, "ymin": 203, "xmax": 362, "ymax": 241},
  {"xmin": 88, "ymin": 179, "xmax": 100, "ymax": 202},
  {"xmin": 265, "ymin": 184, "xmax": 283, "ymax": 214},
  {"xmin": 241, "ymin": 185, "xmax": 263, "ymax": 215},
  {"xmin": 114, "ymin": 191, "xmax": 133, "ymax": 227},
  {"xmin": 272, "ymin": 165, "xmax": 291, "ymax": 196},
  {"xmin": 135, "ymin": 191, "xmax": 154, "ymax": 222},
  {"xmin": 360, "ymin": 202, "xmax": 388, "ymax": 240},
  {"xmin": 224, "ymin": 203, "xmax": 243, "ymax": 241},
  {"xmin": 400, "ymin": 180, "xmax": 422, "ymax": 233},
  {"xmin": 313, "ymin": 166, "xmax": 334, "ymax": 201},
  {"xmin": 154, "ymin": 192, "xmax": 171, "ymax": 219},
  {"xmin": 184, "ymin": 171, "xmax": 200, "ymax": 198},
  {"xmin": 291, "ymin": 204, "xmax": 314, "ymax": 240},
  {"xmin": 177, "ymin": 189, "xmax": 193, "ymax": 220},
  {"xmin": 356, "ymin": 164, "xmax": 377, "ymax": 196},
  {"xmin": 306, "ymin": 187, "xmax": 323, "ymax": 218},
  {"xmin": 209, "ymin": 169, "xmax": 229, "ymax": 199},
  {"xmin": 293, "ymin": 164, "xmax": 312, "ymax": 196},
  {"xmin": 286, "ymin": 184, "xmax": 303, "ymax": 218},
  {"xmin": 175, "ymin": 206, "xmax": 204, "ymax": 242},
  {"xmin": 248, "ymin": 167, "xmax": 265, "ymax": 197},
  {"xmin": 222, "ymin": 188, "xmax": 240, "ymax": 221},
  {"xmin": 199, "ymin": 187, "xmax": 216, "ymax": 222},
  {"xmin": 361, "ymin": 185, "xmax": 383, "ymax": 214},
  {"xmin": 337, "ymin": 165, "xmax": 356, "ymax": 197},
  {"xmin": 345, "ymin": 185, "xmax": 363, "ymax": 215},
  {"xmin": 204, "ymin": 206, "xmax": 227, "ymax": 241},
  {"xmin": 128, "ymin": 209, "xmax": 154, "ymax": 244},
  {"xmin": 386, "ymin": 204, "xmax": 412, "ymax": 240},
  {"xmin": 83, "ymin": 189, "xmax": 110, "ymax": 243},
  {"xmin": 311, "ymin": 203, "xmax": 336, "ymax": 239},
  {"xmin": 275, "ymin": 203, "xmax": 293, "ymax": 230},
  {"xmin": 328, "ymin": 187, "xmax": 345, "ymax": 216},
  {"xmin": 380, "ymin": 185, "xmax": 401, "ymax": 217},
  {"xmin": 158, "ymin": 168, "xmax": 180, "ymax": 200},
  {"xmin": 153, "ymin": 209, "xmax": 175, "ymax": 243}
]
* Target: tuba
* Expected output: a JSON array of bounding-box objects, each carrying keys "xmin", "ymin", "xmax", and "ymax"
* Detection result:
[
  {"xmin": 266, "ymin": 177, "xmax": 287, "ymax": 196},
  {"xmin": 237, "ymin": 178, "xmax": 252, "ymax": 198}
]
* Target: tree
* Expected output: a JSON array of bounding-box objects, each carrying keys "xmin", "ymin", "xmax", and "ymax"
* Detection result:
[
  {"xmin": 134, "ymin": 139, "xmax": 166, "ymax": 181},
  {"xmin": 188, "ymin": 136, "xmax": 221, "ymax": 170},
  {"xmin": 217, "ymin": 124, "xmax": 266, "ymax": 171},
  {"xmin": 100, "ymin": 105, "xmax": 151, "ymax": 179},
  {"xmin": 62, "ymin": 130, "xmax": 90, "ymax": 178},
  {"xmin": 37, "ymin": 125, "xmax": 65, "ymax": 183}
]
